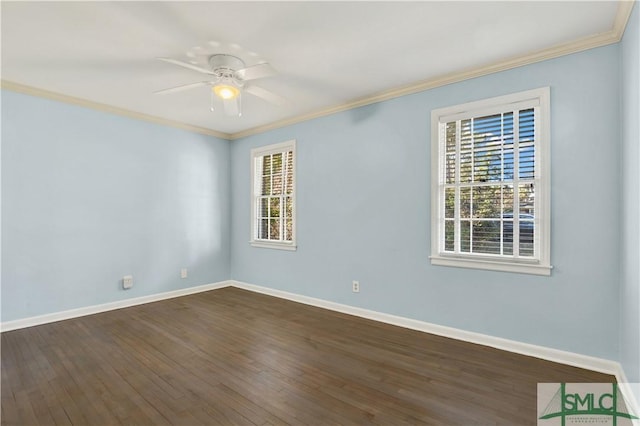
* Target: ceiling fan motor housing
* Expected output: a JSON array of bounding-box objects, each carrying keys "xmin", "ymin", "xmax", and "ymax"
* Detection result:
[{"xmin": 208, "ymin": 54, "xmax": 246, "ymax": 78}]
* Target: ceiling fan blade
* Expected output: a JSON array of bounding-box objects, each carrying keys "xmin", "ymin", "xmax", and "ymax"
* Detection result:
[
  {"xmin": 245, "ymin": 85, "xmax": 287, "ymax": 106},
  {"xmin": 154, "ymin": 81, "xmax": 209, "ymax": 95},
  {"xmin": 156, "ymin": 57, "xmax": 215, "ymax": 75},
  {"xmin": 235, "ymin": 63, "xmax": 276, "ymax": 81}
]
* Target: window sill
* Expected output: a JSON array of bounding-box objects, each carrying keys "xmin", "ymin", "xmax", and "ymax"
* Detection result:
[
  {"xmin": 430, "ymin": 254, "xmax": 552, "ymax": 276},
  {"xmin": 250, "ymin": 241, "xmax": 297, "ymax": 251}
]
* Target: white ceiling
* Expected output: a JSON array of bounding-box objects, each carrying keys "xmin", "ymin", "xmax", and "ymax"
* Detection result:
[{"xmin": 0, "ymin": 1, "xmax": 628, "ymax": 138}]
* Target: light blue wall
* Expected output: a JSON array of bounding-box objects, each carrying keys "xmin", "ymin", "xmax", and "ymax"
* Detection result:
[
  {"xmin": 230, "ymin": 45, "xmax": 622, "ymax": 360},
  {"xmin": 1, "ymin": 91, "xmax": 231, "ymax": 322},
  {"xmin": 621, "ymin": 2, "xmax": 640, "ymax": 383}
]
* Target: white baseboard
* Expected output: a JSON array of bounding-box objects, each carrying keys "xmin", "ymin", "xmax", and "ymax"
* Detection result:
[
  {"xmin": 230, "ymin": 280, "xmax": 621, "ymax": 376},
  {"xmin": 0, "ymin": 280, "xmax": 232, "ymax": 332},
  {"xmin": 615, "ymin": 367, "xmax": 640, "ymax": 424}
]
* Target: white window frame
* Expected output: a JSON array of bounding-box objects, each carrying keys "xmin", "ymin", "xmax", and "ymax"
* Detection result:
[
  {"xmin": 250, "ymin": 140, "xmax": 297, "ymax": 251},
  {"xmin": 430, "ymin": 88, "xmax": 551, "ymax": 275}
]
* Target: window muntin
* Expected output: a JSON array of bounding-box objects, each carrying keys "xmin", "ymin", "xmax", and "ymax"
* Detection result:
[
  {"xmin": 431, "ymin": 88, "xmax": 550, "ymax": 275},
  {"xmin": 251, "ymin": 140, "xmax": 296, "ymax": 250}
]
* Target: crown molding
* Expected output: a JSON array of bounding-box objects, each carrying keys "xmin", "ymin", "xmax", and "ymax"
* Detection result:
[
  {"xmin": 2, "ymin": 1, "xmax": 635, "ymax": 142},
  {"xmin": 614, "ymin": 0, "xmax": 636, "ymax": 40},
  {"xmin": 231, "ymin": 1, "xmax": 635, "ymax": 140},
  {"xmin": 0, "ymin": 80, "xmax": 232, "ymax": 140}
]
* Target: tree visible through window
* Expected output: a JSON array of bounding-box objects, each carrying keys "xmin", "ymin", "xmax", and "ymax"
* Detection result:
[
  {"xmin": 431, "ymin": 88, "xmax": 551, "ymax": 275},
  {"xmin": 251, "ymin": 140, "xmax": 296, "ymax": 250}
]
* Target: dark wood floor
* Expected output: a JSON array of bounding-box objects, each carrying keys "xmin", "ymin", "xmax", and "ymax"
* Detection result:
[{"xmin": 2, "ymin": 287, "xmax": 614, "ymax": 425}]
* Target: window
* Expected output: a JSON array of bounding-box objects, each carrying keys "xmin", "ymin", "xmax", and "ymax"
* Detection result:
[
  {"xmin": 430, "ymin": 88, "xmax": 551, "ymax": 275},
  {"xmin": 251, "ymin": 140, "xmax": 296, "ymax": 250}
]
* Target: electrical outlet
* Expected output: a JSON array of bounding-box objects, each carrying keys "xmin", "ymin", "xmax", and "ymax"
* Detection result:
[
  {"xmin": 181, "ymin": 268, "xmax": 188, "ymax": 279},
  {"xmin": 123, "ymin": 275, "xmax": 133, "ymax": 289},
  {"xmin": 352, "ymin": 280, "xmax": 360, "ymax": 293}
]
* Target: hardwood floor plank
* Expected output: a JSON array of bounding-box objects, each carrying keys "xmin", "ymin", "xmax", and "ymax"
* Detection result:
[
  {"xmin": 0, "ymin": 394, "xmax": 18, "ymax": 426},
  {"xmin": 2, "ymin": 287, "xmax": 616, "ymax": 425},
  {"xmin": 12, "ymin": 391, "xmax": 40, "ymax": 426},
  {"xmin": 26, "ymin": 389, "xmax": 56, "ymax": 425}
]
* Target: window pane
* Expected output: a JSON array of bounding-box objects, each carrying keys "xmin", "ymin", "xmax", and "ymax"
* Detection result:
[
  {"xmin": 445, "ymin": 188, "xmax": 455, "ymax": 218},
  {"xmin": 445, "ymin": 122, "xmax": 456, "ymax": 153},
  {"xmin": 520, "ymin": 221, "xmax": 534, "ymax": 257},
  {"xmin": 502, "ymin": 185, "xmax": 514, "ymax": 213},
  {"xmin": 472, "ymin": 186, "xmax": 502, "ymax": 219},
  {"xmin": 474, "ymin": 114, "xmax": 502, "ymax": 140},
  {"xmin": 460, "ymin": 120, "xmax": 472, "ymax": 150},
  {"xmin": 444, "ymin": 220, "xmax": 454, "ymax": 251},
  {"xmin": 519, "ymin": 144, "xmax": 535, "ymax": 180},
  {"xmin": 272, "ymin": 153, "xmax": 282, "ymax": 174},
  {"xmin": 460, "ymin": 220, "xmax": 471, "ymax": 253},
  {"xmin": 519, "ymin": 108, "xmax": 535, "ymax": 180},
  {"xmin": 269, "ymin": 197, "xmax": 281, "ymax": 218},
  {"xmin": 460, "ymin": 151, "xmax": 472, "ymax": 183},
  {"xmin": 269, "ymin": 219, "xmax": 280, "ymax": 240},
  {"xmin": 259, "ymin": 197, "xmax": 268, "ymax": 219},
  {"xmin": 519, "ymin": 109, "xmax": 535, "ymax": 143},
  {"xmin": 260, "ymin": 219, "xmax": 269, "ymax": 239},
  {"xmin": 261, "ymin": 175, "xmax": 271, "ymax": 196},
  {"xmin": 460, "ymin": 119, "xmax": 472, "ymax": 183},
  {"xmin": 285, "ymin": 196, "xmax": 293, "ymax": 219},
  {"xmin": 472, "ymin": 220, "xmax": 501, "ymax": 254},
  {"xmin": 474, "ymin": 146, "xmax": 502, "ymax": 183},
  {"xmin": 272, "ymin": 173, "xmax": 283, "ymax": 195},
  {"xmin": 473, "ymin": 114, "xmax": 503, "ymax": 183},
  {"xmin": 473, "ymin": 148, "xmax": 490, "ymax": 183},
  {"xmin": 502, "ymin": 221, "xmax": 514, "ymax": 255},
  {"xmin": 445, "ymin": 154, "xmax": 456, "ymax": 184},
  {"xmin": 286, "ymin": 150, "xmax": 293, "ymax": 168},
  {"xmin": 503, "ymin": 112, "xmax": 514, "ymax": 140},
  {"xmin": 519, "ymin": 184, "xmax": 535, "ymax": 215},
  {"xmin": 460, "ymin": 187, "xmax": 471, "ymax": 218},
  {"xmin": 503, "ymin": 148, "xmax": 514, "ymax": 181},
  {"xmin": 285, "ymin": 219, "xmax": 293, "ymax": 241},
  {"xmin": 285, "ymin": 151, "xmax": 294, "ymax": 194},
  {"xmin": 285, "ymin": 173, "xmax": 293, "ymax": 194},
  {"xmin": 262, "ymin": 155, "xmax": 271, "ymax": 176}
]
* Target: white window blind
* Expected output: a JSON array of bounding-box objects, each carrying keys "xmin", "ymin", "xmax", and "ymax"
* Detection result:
[{"xmin": 431, "ymin": 88, "xmax": 551, "ymax": 275}]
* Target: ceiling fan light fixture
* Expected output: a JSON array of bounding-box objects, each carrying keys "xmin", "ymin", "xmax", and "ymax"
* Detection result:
[{"xmin": 212, "ymin": 83, "xmax": 240, "ymax": 100}]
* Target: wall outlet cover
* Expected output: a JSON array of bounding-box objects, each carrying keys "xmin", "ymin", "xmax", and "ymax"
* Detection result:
[{"xmin": 123, "ymin": 275, "xmax": 133, "ymax": 289}]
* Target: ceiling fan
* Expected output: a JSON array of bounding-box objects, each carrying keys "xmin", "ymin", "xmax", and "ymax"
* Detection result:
[{"xmin": 155, "ymin": 54, "xmax": 285, "ymax": 117}]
